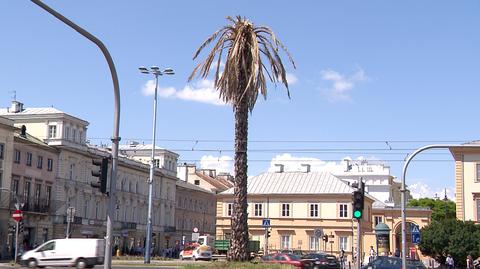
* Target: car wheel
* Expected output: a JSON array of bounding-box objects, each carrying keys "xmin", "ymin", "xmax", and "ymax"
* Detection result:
[
  {"xmin": 76, "ymin": 258, "xmax": 87, "ymax": 269},
  {"xmin": 180, "ymin": 255, "xmax": 184, "ymax": 260},
  {"xmin": 193, "ymin": 256, "xmax": 197, "ymax": 261},
  {"xmin": 27, "ymin": 259, "xmax": 37, "ymax": 268}
]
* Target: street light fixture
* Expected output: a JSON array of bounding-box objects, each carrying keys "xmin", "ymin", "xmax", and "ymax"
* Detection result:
[{"xmin": 139, "ymin": 66, "xmax": 174, "ymax": 264}]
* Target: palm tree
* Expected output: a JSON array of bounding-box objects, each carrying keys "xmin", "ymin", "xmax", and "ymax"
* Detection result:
[{"xmin": 189, "ymin": 16, "xmax": 295, "ymax": 261}]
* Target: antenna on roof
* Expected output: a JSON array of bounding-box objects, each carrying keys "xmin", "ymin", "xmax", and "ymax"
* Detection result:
[{"xmin": 9, "ymin": 90, "xmax": 16, "ymax": 101}]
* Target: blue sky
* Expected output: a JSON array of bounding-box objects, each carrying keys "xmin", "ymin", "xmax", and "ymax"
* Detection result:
[{"xmin": 1, "ymin": 1, "xmax": 479, "ymax": 199}]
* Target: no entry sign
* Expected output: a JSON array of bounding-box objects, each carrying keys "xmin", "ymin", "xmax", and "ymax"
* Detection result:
[{"xmin": 12, "ymin": 210, "xmax": 23, "ymax": 222}]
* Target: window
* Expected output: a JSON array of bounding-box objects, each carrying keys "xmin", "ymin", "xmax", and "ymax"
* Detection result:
[
  {"xmin": 477, "ymin": 199, "xmax": 480, "ymax": 221},
  {"xmin": 194, "ymin": 180, "xmax": 200, "ymax": 185},
  {"xmin": 281, "ymin": 235, "xmax": 290, "ymax": 249},
  {"xmin": 13, "ymin": 149, "xmax": 20, "ymax": 163},
  {"xmin": 281, "ymin": 203, "xmax": 291, "ymax": 217},
  {"xmin": 310, "ymin": 203, "xmax": 319, "ymax": 217},
  {"xmin": 12, "ymin": 177, "xmax": 19, "ymax": 195},
  {"xmin": 339, "ymin": 204, "xmax": 348, "ymax": 218},
  {"xmin": 309, "ymin": 236, "xmax": 319, "ymax": 251},
  {"xmin": 26, "ymin": 152, "xmax": 32, "ymax": 166},
  {"xmin": 45, "ymin": 185, "xmax": 52, "ymax": 208},
  {"xmin": 84, "ymin": 200, "xmax": 89, "ymax": 218},
  {"xmin": 0, "ymin": 143, "xmax": 4, "ymax": 159},
  {"xmin": 65, "ymin": 127, "xmax": 70, "ymax": 140},
  {"xmin": 79, "ymin": 131, "xmax": 83, "ymax": 143},
  {"xmin": 47, "ymin": 159, "xmax": 53, "ymax": 171},
  {"xmin": 226, "ymin": 203, "xmax": 233, "ymax": 216},
  {"xmin": 154, "ymin": 159, "xmax": 160, "ymax": 168},
  {"xmin": 37, "ymin": 156, "xmax": 43, "ymax": 169},
  {"xmin": 38, "ymin": 241, "xmax": 55, "ymax": 252},
  {"xmin": 254, "ymin": 203, "xmax": 263, "ymax": 217},
  {"xmin": 34, "ymin": 183, "xmax": 41, "ymax": 206},
  {"xmin": 69, "ymin": 163, "xmax": 75, "ymax": 180},
  {"xmin": 339, "ymin": 236, "xmax": 348, "ymax": 251},
  {"xmin": 24, "ymin": 180, "xmax": 31, "ymax": 202},
  {"xmin": 477, "ymin": 164, "xmax": 480, "ymax": 182},
  {"xmin": 48, "ymin": 125, "xmax": 57, "ymax": 139},
  {"xmin": 72, "ymin": 129, "xmax": 77, "ymax": 142},
  {"xmin": 374, "ymin": 216, "xmax": 383, "ymax": 226}
]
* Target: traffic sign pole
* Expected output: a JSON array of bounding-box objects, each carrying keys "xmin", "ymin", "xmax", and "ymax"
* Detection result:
[{"xmin": 14, "ymin": 221, "xmax": 19, "ymax": 264}]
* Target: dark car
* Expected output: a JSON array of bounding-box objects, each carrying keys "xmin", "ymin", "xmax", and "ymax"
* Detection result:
[
  {"xmin": 362, "ymin": 256, "xmax": 427, "ymax": 269},
  {"xmin": 303, "ymin": 252, "xmax": 340, "ymax": 269},
  {"xmin": 262, "ymin": 253, "xmax": 312, "ymax": 269}
]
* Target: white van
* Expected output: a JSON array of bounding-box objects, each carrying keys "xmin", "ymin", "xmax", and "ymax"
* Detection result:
[{"xmin": 21, "ymin": 238, "xmax": 105, "ymax": 269}]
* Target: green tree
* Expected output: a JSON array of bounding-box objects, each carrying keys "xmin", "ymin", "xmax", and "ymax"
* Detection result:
[
  {"xmin": 407, "ymin": 197, "xmax": 456, "ymax": 222},
  {"xmin": 189, "ymin": 16, "xmax": 295, "ymax": 261},
  {"xmin": 419, "ymin": 219, "xmax": 480, "ymax": 267}
]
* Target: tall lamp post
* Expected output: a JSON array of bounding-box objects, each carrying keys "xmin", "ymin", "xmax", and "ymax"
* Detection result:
[
  {"xmin": 443, "ymin": 188, "xmax": 448, "ymax": 220},
  {"xmin": 139, "ymin": 66, "xmax": 174, "ymax": 263}
]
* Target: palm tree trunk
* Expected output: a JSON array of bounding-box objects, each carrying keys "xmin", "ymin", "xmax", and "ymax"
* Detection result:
[{"xmin": 228, "ymin": 93, "xmax": 250, "ymax": 261}]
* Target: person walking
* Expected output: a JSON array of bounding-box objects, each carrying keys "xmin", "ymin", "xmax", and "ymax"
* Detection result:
[
  {"xmin": 369, "ymin": 246, "xmax": 376, "ymax": 263},
  {"xmin": 467, "ymin": 255, "xmax": 474, "ymax": 269},
  {"xmin": 446, "ymin": 254, "xmax": 454, "ymax": 269}
]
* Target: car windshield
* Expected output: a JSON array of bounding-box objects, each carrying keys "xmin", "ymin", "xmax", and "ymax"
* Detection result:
[
  {"xmin": 303, "ymin": 253, "xmax": 327, "ymax": 259},
  {"xmin": 286, "ymin": 254, "xmax": 301, "ymax": 260}
]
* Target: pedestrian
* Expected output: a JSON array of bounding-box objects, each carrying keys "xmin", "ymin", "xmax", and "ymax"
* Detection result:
[
  {"xmin": 394, "ymin": 248, "xmax": 400, "ymax": 257},
  {"xmin": 446, "ymin": 254, "xmax": 454, "ymax": 269},
  {"xmin": 467, "ymin": 255, "xmax": 474, "ymax": 269},
  {"xmin": 369, "ymin": 246, "xmax": 376, "ymax": 262}
]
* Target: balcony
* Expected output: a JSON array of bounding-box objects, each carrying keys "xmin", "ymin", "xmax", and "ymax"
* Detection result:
[{"xmin": 16, "ymin": 195, "xmax": 50, "ymax": 214}]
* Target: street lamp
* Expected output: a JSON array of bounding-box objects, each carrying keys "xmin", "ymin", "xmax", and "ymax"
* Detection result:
[
  {"xmin": 139, "ymin": 66, "xmax": 174, "ymax": 264},
  {"xmin": 443, "ymin": 188, "xmax": 448, "ymax": 220}
]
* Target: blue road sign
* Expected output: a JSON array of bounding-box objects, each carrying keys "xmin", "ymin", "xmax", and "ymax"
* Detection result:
[
  {"xmin": 411, "ymin": 225, "xmax": 420, "ymax": 234},
  {"xmin": 262, "ymin": 219, "xmax": 270, "ymax": 227},
  {"xmin": 412, "ymin": 233, "xmax": 420, "ymax": 244}
]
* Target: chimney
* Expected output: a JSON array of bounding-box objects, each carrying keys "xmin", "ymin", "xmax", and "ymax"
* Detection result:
[
  {"xmin": 10, "ymin": 100, "xmax": 24, "ymax": 113},
  {"xmin": 301, "ymin": 164, "xmax": 311, "ymax": 173},
  {"xmin": 20, "ymin": 125, "xmax": 27, "ymax": 137},
  {"xmin": 275, "ymin": 164, "xmax": 284, "ymax": 173}
]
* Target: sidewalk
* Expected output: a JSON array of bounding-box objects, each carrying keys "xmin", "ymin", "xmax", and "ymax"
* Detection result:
[{"xmin": 0, "ymin": 258, "xmax": 196, "ymax": 268}]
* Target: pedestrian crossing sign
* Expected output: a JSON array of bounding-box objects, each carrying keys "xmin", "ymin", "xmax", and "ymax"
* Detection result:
[
  {"xmin": 262, "ymin": 219, "xmax": 270, "ymax": 227},
  {"xmin": 411, "ymin": 225, "xmax": 420, "ymax": 234}
]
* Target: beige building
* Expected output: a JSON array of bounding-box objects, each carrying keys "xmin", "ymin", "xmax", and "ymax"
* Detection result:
[
  {"xmin": 450, "ymin": 143, "xmax": 480, "ymax": 221},
  {"xmin": 216, "ymin": 169, "xmax": 431, "ymax": 261},
  {"xmin": 10, "ymin": 126, "xmax": 59, "ymax": 252},
  {"xmin": 0, "ymin": 100, "xmax": 177, "ymax": 255},
  {"xmin": 177, "ymin": 163, "xmax": 233, "ymax": 193},
  {"xmin": 175, "ymin": 180, "xmax": 216, "ymax": 245},
  {"xmin": 0, "ymin": 116, "xmax": 14, "ymax": 258}
]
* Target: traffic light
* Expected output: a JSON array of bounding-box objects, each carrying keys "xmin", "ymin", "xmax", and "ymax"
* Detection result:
[
  {"xmin": 323, "ymin": 234, "xmax": 328, "ymax": 242},
  {"xmin": 18, "ymin": 220, "xmax": 24, "ymax": 234},
  {"xmin": 266, "ymin": 229, "xmax": 271, "ymax": 238},
  {"xmin": 8, "ymin": 224, "xmax": 16, "ymax": 234},
  {"xmin": 352, "ymin": 180, "xmax": 365, "ymax": 220},
  {"xmin": 91, "ymin": 157, "xmax": 109, "ymax": 194}
]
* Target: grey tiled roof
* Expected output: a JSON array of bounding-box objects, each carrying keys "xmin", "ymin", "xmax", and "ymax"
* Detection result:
[{"xmin": 221, "ymin": 171, "xmax": 354, "ymax": 195}]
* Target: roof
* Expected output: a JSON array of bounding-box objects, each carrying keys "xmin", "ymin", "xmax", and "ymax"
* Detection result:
[
  {"xmin": 176, "ymin": 180, "xmax": 215, "ymax": 194},
  {"xmin": 220, "ymin": 171, "xmax": 355, "ymax": 195},
  {"xmin": 0, "ymin": 107, "xmax": 65, "ymax": 115},
  {"xmin": 196, "ymin": 172, "xmax": 231, "ymax": 192},
  {"xmin": 119, "ymin": 144, "xmax": 165, "ymax": 151}
]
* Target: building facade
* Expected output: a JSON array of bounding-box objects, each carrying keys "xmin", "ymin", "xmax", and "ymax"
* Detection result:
[
  {"xmin": 216, "ymin": 169, "xmax": 431, "ymax": 262},
  {"xmin": 175, "ymin": 180, "xmax": 216, "ymax": 245},
  {"xmin": 0, "ymin": 101, "xmax": 177, "ymax": 256},
  {"xmin": 0, "ymin": 116, "xmax": 14, "ymax": 258}
]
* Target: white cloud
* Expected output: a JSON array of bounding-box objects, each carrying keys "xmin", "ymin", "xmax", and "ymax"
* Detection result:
[
  {"xmin": 320, "ymin": 68, "xmax": 369, "ymax": 102},
  {"xmin": 141, "ymin": 79, "xmax": 226, "ymax": 106},
  {"xmin": 286, "ymin": 73, "xmax": 298, "ymax": 85},
  {"xmin": 268, "ymin": 153, "xmax": 359, "ymax": 173},
  {"xmin": 199, "ymin": 155, "xmax": 233, "ymax": 174},
  {"xmin": 408, "ymin": 181, "xmax": 455, "ymax": 200}
]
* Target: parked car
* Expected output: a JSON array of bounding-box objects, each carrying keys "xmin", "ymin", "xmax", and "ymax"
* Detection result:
[
  {"xmin": 302, "ymin": 252, "xmax": 340, "ymax": 269},
  {"xmin": 362, "ymin": 256, "xmax": 427, "ymax": 269},
  {"xmin": 261, "ymin": 253, "xmax": 312, "ymax": 269},
  {"xmin": 179, "ymin": 244, "xmax": 212, "ymax": 261},
  {"xmin": 20, "ymin": 238, "xmax": 105, "ymax": 269}
]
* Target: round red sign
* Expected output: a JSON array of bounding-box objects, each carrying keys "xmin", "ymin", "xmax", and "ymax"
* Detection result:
[{"xmin": 12, "ymin": 209, "xmax": 23, "ymax": 221}]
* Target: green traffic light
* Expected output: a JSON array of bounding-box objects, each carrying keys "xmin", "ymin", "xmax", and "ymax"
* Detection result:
[{"xmin": 353, "ymin": 210, "xmax": 362, "ymax": 218}]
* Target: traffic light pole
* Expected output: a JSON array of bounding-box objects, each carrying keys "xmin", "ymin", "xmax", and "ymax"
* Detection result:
[
  {"xmin": 30, "ymin": 2, "xmax": 121, "ymax": 269},
  {"xmin": 14, "ymin": 221, "xmax": 19, "ymax": 264},
  {"xmin": 356, "ymin": 219, "xmax": 361, "ymax": 269}
]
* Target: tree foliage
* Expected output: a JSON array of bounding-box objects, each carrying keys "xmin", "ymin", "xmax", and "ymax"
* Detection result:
[
  {"xmin": 407, "ymin": 197, "xmax": 456, "ymax": 222},
  {"xmin": 419, "ymin": 219, "xmax": 480, "ymax": 267}
]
